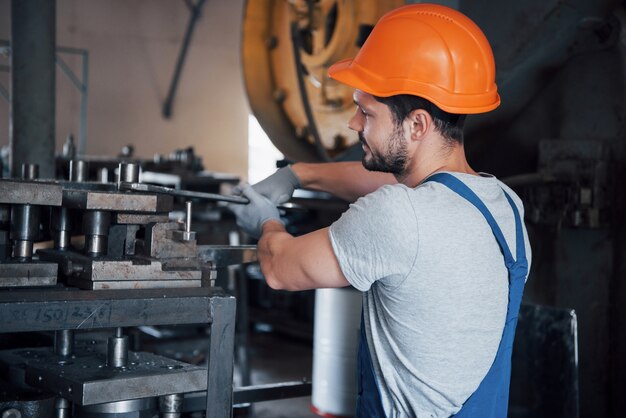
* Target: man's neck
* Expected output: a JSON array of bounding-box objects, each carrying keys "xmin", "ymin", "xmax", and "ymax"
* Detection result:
[{"xmin": 398, "ymin": 143, "xmax": 476, "ymax": 187}]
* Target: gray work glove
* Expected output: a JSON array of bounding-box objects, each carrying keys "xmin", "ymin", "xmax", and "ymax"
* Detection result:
[
  {"xmin": 252, "ymin": 165, "xmax": 301, "ymax": 205},
  {"xmin": 229, "ymin": 184, "xmax": 283, "ymax": 239}
]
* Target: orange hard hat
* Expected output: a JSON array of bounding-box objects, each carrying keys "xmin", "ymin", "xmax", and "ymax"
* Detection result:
[{"xmin": 328, "ymin": 3, "xmax": 500, "ymax": 114}]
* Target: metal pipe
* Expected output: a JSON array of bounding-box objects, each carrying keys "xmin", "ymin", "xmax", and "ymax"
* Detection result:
[
  {"xmin": 83, "ymin": 210, "xmax": 110, "ymax": 256},
  {"xmin": 54, "ymin": 329, "xmax": 74, "ymax": 357}
]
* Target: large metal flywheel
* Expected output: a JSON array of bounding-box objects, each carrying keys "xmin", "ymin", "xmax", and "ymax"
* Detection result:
[{"xmin": 242, "ymin": 0, "xmax": 403, "ymax": 162}]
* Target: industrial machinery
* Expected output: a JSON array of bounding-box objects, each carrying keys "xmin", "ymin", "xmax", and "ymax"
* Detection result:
[{"xmin": 0, "ymin": 161, "xmax": 260, "ymax": 418}]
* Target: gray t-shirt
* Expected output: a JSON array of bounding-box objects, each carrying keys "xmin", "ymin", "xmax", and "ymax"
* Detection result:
[{"xmin": 329, "ymin": 172, "xmax": 532, "ymax": 418}]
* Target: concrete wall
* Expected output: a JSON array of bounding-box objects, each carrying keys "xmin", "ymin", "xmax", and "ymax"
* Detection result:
[{"xmin": 0, "ymin": 0, "xmax": 249, "ymax": 180}]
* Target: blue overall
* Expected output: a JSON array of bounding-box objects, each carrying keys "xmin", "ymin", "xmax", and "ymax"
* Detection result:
[{"xmin": 355, "ymin": 173, "xmax": 528, "ymax": 418}]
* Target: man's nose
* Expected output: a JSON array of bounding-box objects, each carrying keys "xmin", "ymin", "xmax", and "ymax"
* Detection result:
[{"xmin": 348, "ymin": 109, "xmax": 363, "ymax": 132}]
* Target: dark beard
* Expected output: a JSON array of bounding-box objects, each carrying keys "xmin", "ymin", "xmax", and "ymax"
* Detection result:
[{"xmin": 360, "ymin": 125, "xmax": 408, "ymax": 176}]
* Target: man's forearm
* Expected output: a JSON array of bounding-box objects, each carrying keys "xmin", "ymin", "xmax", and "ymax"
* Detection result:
[
  {"xmin": 291, "ymin": 162, "xmax": 396, "ymax": 202},
  {"xmin": 257, "ymin": 221, "xmax": 350, "ymax": 291}
]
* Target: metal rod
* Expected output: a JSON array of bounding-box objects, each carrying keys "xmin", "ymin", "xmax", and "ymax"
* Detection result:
[
  {"xmin": 56, "ymin": 54, "xmax": 83, "ymax": 90},
  {"xmin": 118, "ymin": 182, "xmax": 249, "ymax": 204},
  {"xmin": 79, "ymin": 50, "xmax": 88, "ymax": 155},
  {"xmin": 185, "ymin": 201, "xmax": 192, "ymax": 233},
  {"xmin": 162, "ymin": 0, "xmax": 207, "ymax": 118}
]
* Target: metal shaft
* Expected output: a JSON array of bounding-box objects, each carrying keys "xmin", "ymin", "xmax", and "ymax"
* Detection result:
[
  {"xmin": 21, "ymin": 163, "xmax": 39, "ymax": 180},
  {"xmin": 117, "ymin": 162, "xmax": 140, "ymax": 189},
  {"xmin": 69, "ymin": 159, "xmax": 89, "ymax": 182},
  {"xmin": 51, "ymin": 207, "xmax": 72, "ymax": 249},
  {"xmin": 54, "ymin": 329, "xmax": 74, "ymax": 357},
  {"xmin": 10, "ymin": 204, "xmax": 40, "ymax": 259},
  {"xmin": 185, "ymin": 201, "xmax": 192, "ymax": 233},
  {"xmin": 158, "ymin": 394, "xmax": 183, "ymax": 418},
  {"xmin": 83, "ymin": 210, "xmax": 111, "ymax": 256},
  {"xmin": 55, "ymin": 398, "xmax": 71, "ymax": 418},
  {"xmin": 107, "ymin": 328, "xmax": 128, "ymax": 368}
]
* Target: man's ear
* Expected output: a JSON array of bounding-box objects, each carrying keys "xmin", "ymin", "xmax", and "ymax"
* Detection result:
[{"xmin": 406, "ymin": 109, "xmax": 432, "ymax": 141}]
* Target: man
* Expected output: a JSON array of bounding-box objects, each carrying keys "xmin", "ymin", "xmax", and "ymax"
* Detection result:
[{"xmin": 231, "ymin": 4, "xmax": 531, "ymax": 417}]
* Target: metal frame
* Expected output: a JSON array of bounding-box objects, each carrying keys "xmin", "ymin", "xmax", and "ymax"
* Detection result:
[
  {"xmin": 0, "ymin": 286, "xmax": 236, "ymax": 418},
  {"xmin": 162, "ymin": 0, "xmax": 207, "ymax": 118},
  {"xmin": 0, "ymin": 40, "xmax": 89, "ymax": 155}
]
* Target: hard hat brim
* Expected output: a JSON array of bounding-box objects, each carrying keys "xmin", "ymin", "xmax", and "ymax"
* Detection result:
[{"xmin": 328, "ymin": 58, "xmax": 501, "ymax": 115}]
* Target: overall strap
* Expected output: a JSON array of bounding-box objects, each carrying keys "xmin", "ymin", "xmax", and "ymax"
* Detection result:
[{"xmin": 425, "ymin": 173, "xmax": 527, "ymax": 268}]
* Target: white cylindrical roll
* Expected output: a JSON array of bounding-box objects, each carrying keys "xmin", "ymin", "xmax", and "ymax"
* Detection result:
[{"xmin": 311, "ymin": 287, "xmax": 362, "ymax": 417}]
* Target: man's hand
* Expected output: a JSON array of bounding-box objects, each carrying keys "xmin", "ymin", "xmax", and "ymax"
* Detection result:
[
  {"xmin": 229, "ymin": 184, "xmax": 282, "ymax": 239},
  {"xmin": 252, "ymin": 166, "xmax": 301, "ymax": 204}
]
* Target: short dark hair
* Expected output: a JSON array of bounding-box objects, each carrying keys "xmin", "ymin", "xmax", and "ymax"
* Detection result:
[{"xmin": 374, "ymin": 95, "xmax": 466, "ymax": 146}]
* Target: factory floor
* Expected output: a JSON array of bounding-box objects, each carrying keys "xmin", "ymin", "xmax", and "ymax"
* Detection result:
[{"xmin": 235, "ymin": 331, "xmax": 318, "ymax": 418}]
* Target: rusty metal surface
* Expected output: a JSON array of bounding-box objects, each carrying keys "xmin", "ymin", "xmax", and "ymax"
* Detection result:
[
  {"xmin": 140, "ymin": 222, "xmax": 198, "ymax": 259},
  {"xmin": 37, "ymin": 248, "xmax": 202, "ymax": 290},
  {"xmin": 70, "ymin": 278, "xmax": 202, "ymax": 290},
  {"xmin": 62, "ymin": 189, "xmax": 173, "ymax": 212},
  {"xmin": 89, "ymin": 259, "xmax": 201, "ymax": 282},
  {"xmin": 116, "ymin": 213, "xmax": 170, "ymax": 224},
  {"xmin": 0, "ymin": 179, "xmax": 63, "ymax": 206},
  {"xmin": 0, "ymin": 261, "xmax": 58, "ymax": 287}
]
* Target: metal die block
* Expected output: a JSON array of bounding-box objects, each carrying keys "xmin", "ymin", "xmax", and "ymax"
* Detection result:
[
  {"xmin": 89, "ymin": 259, "xmax": 201, "ymax": 282},
  {"xmin": 62, "ymin": 189, "xmax": 173, "ymax": 212},
  {"xmin": 21, "ymin": 348, "xmax": 207, "ymax": 405},
  {"xmin": 140, "ymin": 222, "xmax": 197, "ymax": 259},
  {"xmin": 0, "ymin": 179, "xmax": 63, "ymax": 206},
  {"xmin": 71, "ymin": 279, "xmax": 201, "ymax": 290},
  {"xmin": 0, "ymin": 261, "xmax": 58, "ymax": 287},
  {"xmin": 37, "ymin": 249, "xmax": 201, "ymax": 287},
  {"xmin": 116, "ymin": 213, "xmax": 170, "ymax": 225}
]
